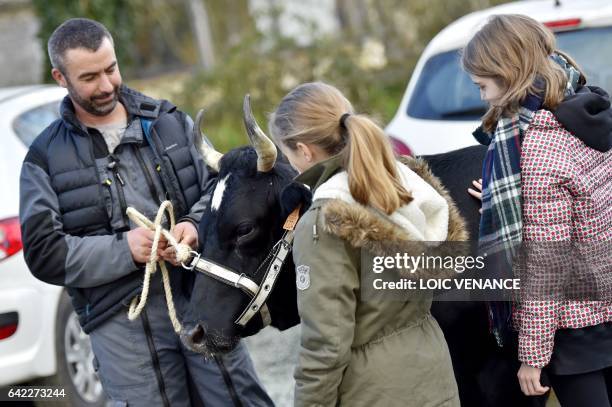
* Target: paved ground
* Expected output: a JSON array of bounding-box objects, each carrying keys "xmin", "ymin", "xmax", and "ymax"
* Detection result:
[
  {"xmin": 242, "ymin": 324, "xmax": 562, "ymax": 407},
  {"xmin": 23, "ymin": 323, "xmax": 562, "ymax": 407},
  {"xmin": 244, "ymin": 325, "xmax": 301, "ymax": 406}
]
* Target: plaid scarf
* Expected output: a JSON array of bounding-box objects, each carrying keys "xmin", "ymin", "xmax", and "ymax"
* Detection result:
[{"xmin": 475, "ymin": 53, "xmax": 581, "ymax": 346}]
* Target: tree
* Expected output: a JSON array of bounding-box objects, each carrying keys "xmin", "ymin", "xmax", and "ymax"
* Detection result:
[
  {"xmin": 186, "ymin": 0, "xmax": 215, "ymax": 71},
  {"xmin": 32, "ymin": 0, "xmax": 197, "ymax": 80}
]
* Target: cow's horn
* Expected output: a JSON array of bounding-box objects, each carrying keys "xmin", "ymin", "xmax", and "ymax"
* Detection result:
[
  {"xmin": 193, "ymin": 109, "xmax": 222, "ymax": 172},
  {"xmin": 243, "ymin": 95, "xmax": 277, "ymax": 172}
]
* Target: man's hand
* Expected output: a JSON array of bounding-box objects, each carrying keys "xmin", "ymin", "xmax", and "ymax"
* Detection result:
[
  {"xmin": 517, "ymin": 363, "xmax": 550, "ymax": 396},
  {"xmin": 158, "ymin": 221, "xmax": 199, "ymax": 266},
  {"xmin": 127, "ymin": 227, "xmax": 155, "ymax": 263}
]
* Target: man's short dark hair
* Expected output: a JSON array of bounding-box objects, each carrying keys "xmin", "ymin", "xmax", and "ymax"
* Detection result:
[{"xmin": 48, "ymin": 18, "xmax": 114, "ymax": 73}]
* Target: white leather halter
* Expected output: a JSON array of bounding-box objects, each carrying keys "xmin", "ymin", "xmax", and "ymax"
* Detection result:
[{"xmin": 182, "ymin": 206, "xmax": 300, "ymax": 327}]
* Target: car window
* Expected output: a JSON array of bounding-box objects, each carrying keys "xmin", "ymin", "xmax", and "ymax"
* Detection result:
[
  {"xmin": 556, "ymin": 26, "xmax": 612, "ymax": 92},
  {"xmin": 13, "ymin": 101, "xmax": 61, "ymax": 147},
  {"xmin": 407, "ymin": 50, "xmax": 485, "ymax": 121},
  {"xmin": 407, "ymin": 26, "xmax": 612, "ymax": 121}
]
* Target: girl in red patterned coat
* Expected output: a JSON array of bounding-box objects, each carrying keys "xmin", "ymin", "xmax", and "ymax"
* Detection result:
[{"xmin": 462, "ymin": 14, "xmax": 612, "ymax": 407}]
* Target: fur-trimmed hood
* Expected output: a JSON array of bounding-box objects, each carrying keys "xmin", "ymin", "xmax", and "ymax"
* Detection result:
[
  {"xmin": 314, "ymin": 157, "xmax": 450, "ymax": 242},
  {"xmin": 319, "ymin": 156, "xmax": 467, "ymax": 247},
  {"xmin": 315, "ymin": 156, "xmax": 469, "ymax": 276}
]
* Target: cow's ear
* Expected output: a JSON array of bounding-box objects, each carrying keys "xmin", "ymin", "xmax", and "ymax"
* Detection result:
[
  {"xmin": 280, "ymin": 181, "xmax": 312, "ymax": 219},
  {"xmin": 276, "ymin": 147, "xmax": 290, "ymax": 165}
]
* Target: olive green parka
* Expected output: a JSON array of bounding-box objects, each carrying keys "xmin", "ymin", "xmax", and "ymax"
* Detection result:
[{"xmin": 291, "ymin": 155, "xmax": 467, "ymax": 407}]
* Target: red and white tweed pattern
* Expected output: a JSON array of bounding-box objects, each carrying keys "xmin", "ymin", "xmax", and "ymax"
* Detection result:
[{"xmin": 515, "ymin": 110, "xmax": 612, "ymax": 368}]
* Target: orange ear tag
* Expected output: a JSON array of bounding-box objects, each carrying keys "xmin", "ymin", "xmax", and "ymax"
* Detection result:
[{"xmin": 283, "ymin": 204, "xmax": 302, "ymax": 231}]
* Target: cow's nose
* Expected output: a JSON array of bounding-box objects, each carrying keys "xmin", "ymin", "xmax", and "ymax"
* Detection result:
[
  {"xmin": 187, "ymin": 324, "xmax": 205, "ymax": 345},
  {"xmin": 180, "ymin": 323, "xmax": 213, "ymax": 356}
]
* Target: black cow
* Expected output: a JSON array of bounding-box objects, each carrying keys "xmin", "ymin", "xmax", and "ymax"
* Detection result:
[
  {"xmin": 180, "ymin": 96, "xmax": 308, "ymax": 357},
  {"xmin": 181, "ymin": 98, "xmax": 545, "ymax": 406}
]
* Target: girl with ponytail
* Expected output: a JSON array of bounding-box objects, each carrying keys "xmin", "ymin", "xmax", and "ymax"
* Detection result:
[{"xmin": 269, "ymin": 82, "xmax": 462, "ymax": 406}]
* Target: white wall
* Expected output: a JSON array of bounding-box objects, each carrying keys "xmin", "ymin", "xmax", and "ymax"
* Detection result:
[
  {"xmin": 0, "ymin": 2, "xmax": 43, "ymax": 86},
  {"xmin": 249, "ymin": 0, "xmax": 339, "ymax": 45}
]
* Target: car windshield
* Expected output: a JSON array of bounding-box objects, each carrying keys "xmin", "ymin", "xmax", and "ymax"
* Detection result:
[{"xmin": 407, "ymin": 26, "xmax": 612, "ymax": 120}]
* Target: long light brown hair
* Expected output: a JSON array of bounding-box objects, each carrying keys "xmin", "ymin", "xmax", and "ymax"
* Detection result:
[
  {"xmin": 269, "ymin": 82, "xmax": 412, "ymax": 215},
  {"xmin": 461, "ymin": 14, "xmax": 585, "ymax": 132}
]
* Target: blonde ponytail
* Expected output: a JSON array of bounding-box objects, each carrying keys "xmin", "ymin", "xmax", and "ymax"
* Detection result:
[{"xmin": 342, "ymin": 114, "xmax": 412, "ymax": 214}]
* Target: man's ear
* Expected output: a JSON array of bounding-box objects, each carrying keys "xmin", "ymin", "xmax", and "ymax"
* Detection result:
[
  {"xmin": 51, "ymin": 68, "xmax": 68, "ymax": 88},
  {"xmin": 280, "ymin": 181, "xmax": 312, "ymax": 219}
]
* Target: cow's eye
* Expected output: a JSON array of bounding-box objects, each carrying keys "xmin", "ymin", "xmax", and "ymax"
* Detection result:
[{"xmin": 236, "ymin": 223, "xmax": 254, "ymax": 237}]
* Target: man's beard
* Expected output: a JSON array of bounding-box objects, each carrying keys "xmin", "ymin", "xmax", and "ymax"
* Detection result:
[{"xmin": 67, "ymin": 81, "xmax": 120, "ymax": 117}]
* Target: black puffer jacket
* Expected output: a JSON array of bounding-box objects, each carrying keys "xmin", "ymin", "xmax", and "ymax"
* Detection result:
[{"xmin": 20, "ymin": 86, "xmax": 213, "ymax": 332}]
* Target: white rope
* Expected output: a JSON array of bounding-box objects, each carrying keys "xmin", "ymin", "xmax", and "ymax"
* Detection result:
[{"xmin": 125, "ymin": 201, "xmax": 192, "ymax": 333}]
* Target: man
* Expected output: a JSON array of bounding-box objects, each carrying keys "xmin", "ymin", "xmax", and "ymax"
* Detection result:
[{"xmin": 19, "ymin": 18, "xmax": 272, "ymax": 407}]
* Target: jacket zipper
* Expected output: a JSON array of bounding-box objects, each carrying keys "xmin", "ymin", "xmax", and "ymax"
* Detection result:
[
  {"xmin": 312, "ymin": 206, "xmax": 321, "ymax": 242},
  {"xmin": 107, "ymin": 155, "xmax": 130, "ymax": 227},
  {"xmin": 150, "ymin": 125, "xmax": 182, "ymax": 208},
  {"xmin": 141, "ymin": 309, "xmax": 171, "ymax": 407},
  {"xmin": 85, "ymin": 128, "xmax": 113, "ymax": 232},
  {"xmin": 213, "ymin": 355, "xmax": 244, "ymax": 407},
  {"xmin": 133, "ymin": 145, "xmax": 162, "ymax": 206}
]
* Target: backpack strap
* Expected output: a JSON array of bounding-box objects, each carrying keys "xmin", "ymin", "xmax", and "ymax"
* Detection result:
[{"xmin": 140, "ymin": 117, "xmax": 155, "ymax": 150}]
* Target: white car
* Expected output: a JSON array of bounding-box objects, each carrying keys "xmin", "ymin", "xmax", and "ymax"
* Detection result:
[
  {"xmin": 386, "ymin": 0, "xmax": 612, "ymax": 155},
  {"xmin": 0, "ymin": 85, "xmax": 107, "ymax": 406}
]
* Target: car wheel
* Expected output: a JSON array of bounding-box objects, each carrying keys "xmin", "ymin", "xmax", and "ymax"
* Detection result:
[{"xmin": 35, "ymin": 291, "xmax": 108, "ymax": 407}]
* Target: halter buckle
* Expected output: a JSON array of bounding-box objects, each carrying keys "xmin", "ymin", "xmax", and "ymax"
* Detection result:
[
  {"xmin": 181, "ymin": 251, "xmax": 200, "ymax": 271},
  {"xmin": 235, "ymin": 273, "xmax": 247, "ymax": 288}
]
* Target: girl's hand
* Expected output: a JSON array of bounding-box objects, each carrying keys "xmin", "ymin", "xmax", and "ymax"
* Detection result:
[
  {"xmin": 517, "ymin": 363, "xmax": 550, "ymax": 396},
  {"xmin": 467, "ymin": 178, "xmax": 483, "ymax": 213}
]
